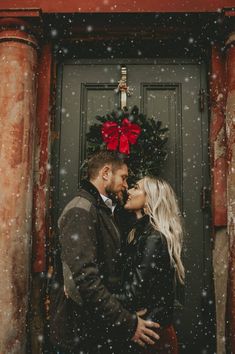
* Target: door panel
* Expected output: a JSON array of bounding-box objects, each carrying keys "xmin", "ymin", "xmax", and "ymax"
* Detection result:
[
  {"xmin": 59, "ymin": 64, "xmax": 120, "ymax": 203},
  {"xmin": 140, "ymin": 82, "xmax": 182, "ymax": 196},
  {"xmin": 56, "ymin": 60, "xmax": 213, "ymax": 353}
]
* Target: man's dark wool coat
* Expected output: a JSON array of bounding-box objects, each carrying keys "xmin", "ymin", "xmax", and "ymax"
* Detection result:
[{"xmin": 50, "ymin": 180, "xmax": 137, "ymax": 354}]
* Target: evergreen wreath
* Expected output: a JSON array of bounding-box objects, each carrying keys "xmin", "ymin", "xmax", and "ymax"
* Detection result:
[{"xmin": 86, "ymin": 106, "xmax": 169, "ymax": 184}]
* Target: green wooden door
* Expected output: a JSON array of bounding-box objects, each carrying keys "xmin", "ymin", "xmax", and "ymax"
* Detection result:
[{"xmin": 54, "ymin": 59, "xmax": 214, "ymax": 353}]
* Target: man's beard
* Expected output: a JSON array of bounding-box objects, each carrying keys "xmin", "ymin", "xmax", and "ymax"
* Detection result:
[
  {"xmin": 119, "ymin": 189, "xmax": 128, "ymax": 205},
  {"xmin": 105, "ymin": 185, "xmax": 119, "ymax": 203},
  {"xmin": 105, "ymin": 186, "xmax": 128, "ymax": 206}
]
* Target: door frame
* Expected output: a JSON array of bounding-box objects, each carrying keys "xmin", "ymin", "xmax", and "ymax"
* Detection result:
[{"xmin": 51, "ymin": 56, "xmax": 214, "ymax": 352}]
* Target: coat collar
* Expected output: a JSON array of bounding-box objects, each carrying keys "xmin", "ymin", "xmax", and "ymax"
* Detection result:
[
  {"xmin": 134, "ymin": 214, "xmax": 150, "ymax": 233},
  {"xmin": 80, "ymin": 179, "xmax": 112, "ymax": 215}
]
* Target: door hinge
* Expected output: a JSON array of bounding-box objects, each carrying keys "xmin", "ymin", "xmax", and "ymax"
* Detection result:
[
  {"xmin": 200, "ymin": 186, "xmax": 211, "ymax": 210},
  {"xmin": 199, "ymin": 89, "xmax": 206, "ymax": 112},
  {"xmin": 51, "ymin": 131, "xmax": 60, "ymax": 141}
]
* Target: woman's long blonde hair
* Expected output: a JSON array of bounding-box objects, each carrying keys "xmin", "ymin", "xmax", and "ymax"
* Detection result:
[{"xmin": 143, "ymin": 176, "xmax": 185, "ymax": 284}]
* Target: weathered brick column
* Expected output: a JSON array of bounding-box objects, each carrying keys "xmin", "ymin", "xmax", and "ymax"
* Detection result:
[
  {"xmin": 210, "ymin": 44, "xmax": 228, "ymax": 354},
  {"xmin": 226, "ymin": 32, "xmax": 235, "ymax": 354},
  {"xmin": 0, "ymin": 18, "xmax": 38, "ymax": 353}
]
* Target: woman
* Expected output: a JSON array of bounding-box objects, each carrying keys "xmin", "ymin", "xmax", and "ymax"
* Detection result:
[{"xmin": 116, "ymin": 176, "xmax": 185, "ymax": 354}]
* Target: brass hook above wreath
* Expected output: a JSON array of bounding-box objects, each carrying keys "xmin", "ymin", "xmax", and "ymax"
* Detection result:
[{"xmin": 115, "ymin": 65, "xmax": 133, "ymax": 108}]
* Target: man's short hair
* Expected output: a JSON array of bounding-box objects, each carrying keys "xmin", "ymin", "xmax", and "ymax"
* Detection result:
[{"xmin": 87, "ymin": 150, "xmax": 127, "ymax": 180}]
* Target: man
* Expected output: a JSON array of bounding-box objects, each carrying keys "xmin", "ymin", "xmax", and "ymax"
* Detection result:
[{"xmin": 55, "ymin": 151, "xmax": 159, "ymax": 353}]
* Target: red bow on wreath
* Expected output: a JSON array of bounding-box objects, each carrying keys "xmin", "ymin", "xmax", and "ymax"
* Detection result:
[{"xmin": 101, "ymin": 118, "xmax": 141, "ymax": 155}]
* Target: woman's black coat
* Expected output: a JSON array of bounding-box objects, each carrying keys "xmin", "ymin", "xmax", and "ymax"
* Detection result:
[{"xmin": 117, "ymin": 215, "xmax": 175, "ymax": 327}]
